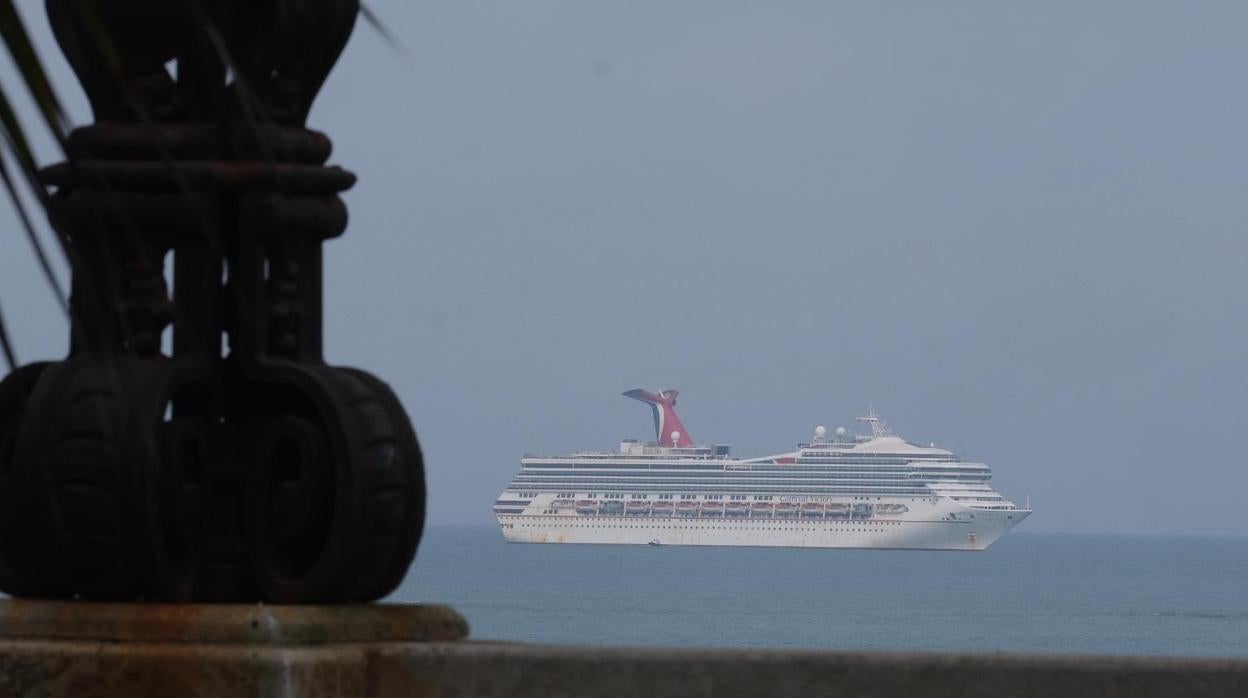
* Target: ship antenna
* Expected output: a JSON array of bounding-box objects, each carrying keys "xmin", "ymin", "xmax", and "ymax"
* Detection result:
[{"xmin": 856, "ymin": 403, "xmax": 892, "ymax": 438}]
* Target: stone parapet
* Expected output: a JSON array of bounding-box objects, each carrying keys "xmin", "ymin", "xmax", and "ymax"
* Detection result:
[
  {"xmin": 0, "ymin": 600, "xmax": 468, "ymax": 646},
  {"xmin": 0, "ymin": 600, "xmax": 467, "ymax": 697},
  {"xmin": 0, "ymin": 601, "xmax": 1246, "ymax": 697},
  {"xmin": 381, "ymin": 643, "xmax": 1248, "ymax": 698}
]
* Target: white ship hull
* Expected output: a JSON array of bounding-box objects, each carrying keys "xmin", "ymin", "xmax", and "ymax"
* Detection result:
[
  {"xmin": 496, "ymin": 390, "xmax": 1032, "ymax": 551},
  {"xmin": 498, "ymin": 499, "xmax": 1029, "ymax": 551}
]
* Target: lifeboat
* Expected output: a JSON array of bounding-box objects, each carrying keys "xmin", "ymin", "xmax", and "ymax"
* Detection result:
[
  {"xmin": 800, "ymin": 502, "xmax": 826, "ymax": 518},
  {"xmin": 600, "ymin": 500, "xmax": 624, "ymax": 515},
  {"xmin": 724, "ymin": 502, "xmax": 749, "ymax": 517},
  {"xmin": 650, "ymin": 503, "xmax": 675, "ymax": 517},
  {"xmin": 750, "ymin": 503, "xmax": 775, "ymax": 518},
  {"xmin": 875, "ymin": 504, "xmax": 909, "ymax": 515},
  {"xmin": 575, "ymin": 500, "xmax": 599, "ymax": 514},
  {"xmin": 826, "ymin": 503, "xmax": 850, "ymax": 518},
  {"xmin": 774, "ymin": 502, "xmax": 798, "ymax": 518},
  {"xmin": 675, "ymin": 501, "xmax": 699, "ymax": 517},
  {"xmin": 626, "ymin": 501, "xmax": 651, "ymax": 516},
  {"xmin": 851, "ymin": 503, "xmax": 874, "ymax": 518},
  {"xmin": 700, "ymin": 502, "xmax": 725, "ymax": 518}
]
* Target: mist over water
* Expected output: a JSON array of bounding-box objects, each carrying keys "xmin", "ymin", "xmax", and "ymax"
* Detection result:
[{"xmin": 395, "ymin": 527, "xmax": 1248, "ymax": 657}]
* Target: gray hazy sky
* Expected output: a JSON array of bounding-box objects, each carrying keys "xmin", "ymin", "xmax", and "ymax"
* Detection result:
[{"xmin": 3, "ymin": 1, "xmax": 1246, "ymax": 535}]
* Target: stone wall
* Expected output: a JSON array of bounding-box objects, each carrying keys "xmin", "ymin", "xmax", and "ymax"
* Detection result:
[
  {"xmin": 382, "ymin": 643, "xmax": 1247, "ymax": 698},
  {"xmin": 0, "ymin": 601, "xmax": 1245, "ymax": 697}
]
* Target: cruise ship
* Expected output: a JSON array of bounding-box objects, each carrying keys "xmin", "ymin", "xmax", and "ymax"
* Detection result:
[{"xmin": 494, "ymin": 389, "xmax": 1031, "ymax": 550}]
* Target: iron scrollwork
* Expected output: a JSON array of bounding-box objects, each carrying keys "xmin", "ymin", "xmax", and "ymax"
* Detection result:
[{"xmin": 0, "ymin": 0, "xmax": 424, "ymax": 603}]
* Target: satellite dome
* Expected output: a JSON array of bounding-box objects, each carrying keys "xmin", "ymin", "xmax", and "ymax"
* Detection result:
[
  {"xmin": 670, "ymin": 431, "xmax": 681, "ymax": 444},
  {"xmin": 814, "ymin": 426, "xmax": 827, "ymax": 439},
  {"xmin": 835, "ymin": 426, "xmax": 847, "ymax": 437}
]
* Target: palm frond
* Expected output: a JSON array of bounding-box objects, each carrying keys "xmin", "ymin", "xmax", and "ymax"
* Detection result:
[
  {"xmin": 0, "ymin": 82, "xmax": 69, "ymax": 307},
  {"xmin": 0, "ymin": 300, "xmax": 16, "ymax": 371},
  {"xmin": 0, "ymin": 1, "xmax": 70, "ymax": 271},
  {"xmin": 185, "ymin": 0, "xmax": 269, "ymax": 133},
  {"xmin": 0, "ymin": 0, "xmax": 72, "ymax": 338},
  {"xmin": 0, "ymin": 0, "xmax": 68, "ymax": 143},
  {"xmin": 0, "ymin": 145, "xmax": 66, "ymax": 312},
  {"xmin": 360, "ymin": 3, "xmax": 409, "ymax": 58},
  {"xmin": 0, "ymin": 83, "xmax": 46, "ymax": 185}
]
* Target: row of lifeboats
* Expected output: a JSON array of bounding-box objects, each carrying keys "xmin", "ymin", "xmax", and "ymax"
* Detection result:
[{"xmin": 570, "ymin": 500, "xmax": 909, "ymax": 519}]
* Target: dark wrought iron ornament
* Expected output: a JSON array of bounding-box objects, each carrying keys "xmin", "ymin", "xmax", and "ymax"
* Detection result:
[{"xmin": 0, "ymin": 0, "xmax": 425, "ymax": 603}]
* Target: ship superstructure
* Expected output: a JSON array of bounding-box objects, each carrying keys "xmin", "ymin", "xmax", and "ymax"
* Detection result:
[{"xmin": 494, "ymin": 390, "xmax": 1030, "ymax": 549}]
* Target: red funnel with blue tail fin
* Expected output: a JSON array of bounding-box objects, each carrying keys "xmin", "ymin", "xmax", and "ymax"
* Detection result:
[{"xmin": 622, "ymin": 389, "xmax": 694, "ymax": 447}]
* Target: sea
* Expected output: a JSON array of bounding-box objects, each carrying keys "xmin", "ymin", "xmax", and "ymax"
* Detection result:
[{"xmin": 390, "ymin": 526, "xmax": 1248, "ymax": 657}]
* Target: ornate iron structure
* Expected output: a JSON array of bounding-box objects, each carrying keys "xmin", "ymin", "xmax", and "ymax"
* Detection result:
[{"xmin": 0, "ymin": 0, "xmax": 424, "ymax": 602}]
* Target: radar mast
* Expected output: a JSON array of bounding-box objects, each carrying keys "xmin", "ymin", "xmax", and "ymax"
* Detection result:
[{"xmin": 856, "ymin": 404, "xmax": 892, "ymax": 438}]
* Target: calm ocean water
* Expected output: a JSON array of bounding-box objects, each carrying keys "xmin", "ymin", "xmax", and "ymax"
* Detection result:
[{"xmin": 390, "ymin": 526, "xmax": 1248, "ymax": 657}]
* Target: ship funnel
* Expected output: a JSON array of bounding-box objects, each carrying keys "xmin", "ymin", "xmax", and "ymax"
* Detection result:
[{"xmin": 622, "ymin": 389, "xmax": 694, "ymax": 447}]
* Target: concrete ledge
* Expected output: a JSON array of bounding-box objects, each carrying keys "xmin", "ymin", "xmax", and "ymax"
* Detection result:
[
  {"xmin": 0, "ymin": 600, "xmax": 468, "ymax": 645},
  {"xmin": 2, "ymin": 640, "xmax": 1247, "ymax": 697},
  {"xmin": 378, "ymin": 642, "xmax": 1248, "ymax": 698},
  {"xmin": 0, "ymin": 600, "xmax": 469, "ymax": 697},
  {"xmin": 0, "ymin": 600, "xmax": 1246, "ymax": 697}
]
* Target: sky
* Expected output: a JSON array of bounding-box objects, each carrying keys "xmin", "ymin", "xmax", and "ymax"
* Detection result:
[{"xmin": 2, "ymin": 1, "xmax": 1246, "ymax": 535}]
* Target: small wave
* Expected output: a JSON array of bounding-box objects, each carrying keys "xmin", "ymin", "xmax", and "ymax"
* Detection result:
[{"xmin": 1151, "ymin": 610, "xmax": 1248, "ymax": 621}]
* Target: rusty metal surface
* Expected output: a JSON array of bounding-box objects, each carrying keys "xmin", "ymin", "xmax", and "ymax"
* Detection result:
[{"xmin": 0, "ymin": 0, "xmax": 425, "ymax": 603}]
